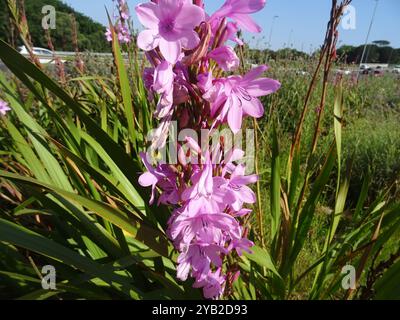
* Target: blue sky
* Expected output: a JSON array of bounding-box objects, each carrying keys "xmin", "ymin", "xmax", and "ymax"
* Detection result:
[{"xmin": 61, "ymin": 0, "xmax": 400, "ymax": 52}]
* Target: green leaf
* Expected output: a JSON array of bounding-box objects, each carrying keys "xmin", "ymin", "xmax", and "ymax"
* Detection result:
[
  {"xmin": 373, "ymin": 259, "xmax": 400, "ymax": 300},
  {"xmin": 0, "ymin": 218, "xmax": 140, "ymax": 297},
  {"xmin": 334, "ymin": 81, "xmax": 344, "ymax": 190},
  {"xmin": 270, "ymin": 125, "xmax": 281, "ymax": 241},
  {"xmin": 108, "ymin": 12, "xmax": 136, "ymax": 149},
  {"xmin": 244, "ymin": 245, "xmax": 281, "ymax": 277},
  {"xmin": 0, "ymin": 170, "xmax": 169, "ymax": 257},
  {"xmin": 289, "ymin": 143, "xmax": 336, "ymax": 265}
]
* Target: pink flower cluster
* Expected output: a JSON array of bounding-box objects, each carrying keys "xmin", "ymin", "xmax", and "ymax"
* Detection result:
[
  {"xmin": 136, "ymin": 0, "xmax": 280, "ymax": 299},
  {"xmin": 0, "ymin": 100, "xmax": 11, "ymax": 116},
  {"xmin": 105, "ymin": 0, "xmax": 131, "ymax": 43}
]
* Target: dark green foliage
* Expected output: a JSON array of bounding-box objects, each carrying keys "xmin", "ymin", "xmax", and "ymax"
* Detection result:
[{"xmin": 337, "ymin": 44, "xmax": 400, "ymax": 65}]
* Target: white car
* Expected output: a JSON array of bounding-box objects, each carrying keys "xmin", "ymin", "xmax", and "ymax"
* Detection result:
[
  {"xmin": 392, "ymin": 66, "xmax": 400, "ymax": 74},
  {"xmin": 19, "ymin": 46, "xmax": 56, "ymax": 64}
]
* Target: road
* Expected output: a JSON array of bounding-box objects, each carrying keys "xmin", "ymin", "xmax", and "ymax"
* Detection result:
[{"xmin": 0, "ymin": 51, "xmax": 131, "ymax": 69}]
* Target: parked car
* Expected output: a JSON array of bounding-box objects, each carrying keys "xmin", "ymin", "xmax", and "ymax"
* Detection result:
[
  {"xmin": 374, "ymin": 67, "xmax": 384, "ymax": 77},
  {"xmin": 19, "ymin": 46, "xmax": 55, "ymax": 64},
  {"xmin": 392, "ymin": 66, "xmax": 400, "ymax": 74},
  {"xmin": 360, "ymin": 67, "xmax": 372, "ymax": 75}
]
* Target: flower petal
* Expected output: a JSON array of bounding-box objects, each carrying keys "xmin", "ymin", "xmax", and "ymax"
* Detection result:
[
  {"xmin": 232, "ymin": 174, "xmax": 258, "ymax": 186},
  {"xmin": 230, "ymin": 13, "xmax": 262, "ymax": 33},
  {"xmin": 138, "ymin": 172, "xmax": 158, "ymax": 187},
  {"xmin": 175, "ymin": 4, "xmax": 205, "ymax": 29},
  {"xmin": 180, "ymin": 30, "xmax": 200, "ymax": 50},
  {"xmin": 226, "ymin": 0, "xmax": 266, "ymax": 14},
  {"xmin": 242, "ymin": 65, "xmax": 268, "ymax": 83},
  {"xmin": 241, "ymin": 97, "xmax": 264, "ymax": 118},
  {"xmin": 153, "ymin": 60, "xmax": 174, "ymax": 93},
  {"xmin": 177, "ymin": 261, "xmax": 191, "ymax": 281},
  {"xmin": 159, "ymin": 39, "xmax": 182, "ymax": 64},
  {"xmin": 245, "ymin": 78, "xmax": 281, "ymax": 97},
  {"xmin": 158, "ymin": 0, "xmax": 184, "ymax": 20},
  {"xmin": 135, "ymin": 3, "xmax": 160, "ymax": 29},
  {"xmin": 227, "ymin": 95, "xmax": 243, "ymax": 134},
  {"xmin": 137, "ymin": 29, "xmax": 160, "ymax": 51},
  {"xmin": 238, "ymin": 185, "xmax": 256, "ymax": 203}
]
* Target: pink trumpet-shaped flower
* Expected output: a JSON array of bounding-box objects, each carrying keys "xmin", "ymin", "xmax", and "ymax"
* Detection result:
[
  {"xmin": 208, "ymin": 65, "xmax": 281, "ymax": 133},
  {"xmin": 225, "ymin": 164, "xmax": 258, "ymax": 211},
  {"xmin": 169, "ymin": 212, "xmax": 242, "ymax": 246},
  {"xmin": 153, "ymin": 60, "xmax": 174, "ymax": 118},
  {"xmin": 193, "ymin": 268, "xmax": 226, "ymax": 299},
  {"xmin": 105, "ymin": 29, "xmax": 113, "ymax": 42},
  {"xmin": 135, "ymin": 0, "xmax": 206, "ymax": 64},
  {"xmin": 177, "ymin": 242, "xmax": 226, "ymax": 282},
  {"xmin": 208, "ymin": 46, "xmax": 240, "ymax": 71},
  {"xmin": 181, "ymin": 152, "xmax": 214, "ymax": 200},
  {"xmin": 211, "ymin": 0, "xmax": 266, "ymax": 33},
  {"xmin": 138, "ymin": 152, "xmax": 164, "ymax": 204},
  {"xmin": 0, "ymin": 100, "xmax": 11, "ymax": 116},
  {"xmin": 153, "ymin": 61, "xmax": 173, "ymax": 93}
]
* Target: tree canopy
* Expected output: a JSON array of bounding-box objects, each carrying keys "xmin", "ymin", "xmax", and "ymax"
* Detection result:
[{"xmin": 337, "ymin": 44, "xmax": 400, "ymax": 65}]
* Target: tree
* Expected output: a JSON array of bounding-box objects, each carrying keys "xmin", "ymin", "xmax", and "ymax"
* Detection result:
[
  {"xmin": 372, "ymin": 40, "xmax": 391, "ymax": 47},
  {"xmin": 337, "ymin": 44, "xmax": 400, "ymax": 65}
]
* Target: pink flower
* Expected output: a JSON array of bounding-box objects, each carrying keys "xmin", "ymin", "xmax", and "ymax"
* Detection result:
[
  {"xmin": 197, "ymin": 72, "xmax": 213, "ymax": 92},
  {"xmin": 118, "ymin": 24, "xmax": 131, "ymax": 43},
  {"xmin": 0, "ymin": 100, "xmax": 11, "ymax": 116},
  {"xmin": 207, "ymin": 65, "xmax": 281, "ymax": 133},
  {"xmin": 151, "ymin": 114, "xmax": 173, "ymax": 149},
  {"xmin": 105, "ymin": 29, "xmax": 113, "ymax": 42},
  {"xmin": 219, "ymin": 164, "xmax": 258, "ymax": 211},
  {"xmin": 229, "ymin": 238, "xmax": 254, "ymax": 256},
  {"xmin": 208, "ymin": 46, "xmax": 240, "ymax": 71},
  {"xmin": 138, "ymin": 151, "xmax": 179, "ymax": 205},
  {"xmin": 223, "ymin": 21, "xmax": 244, "ymax": 45},
  {"xmin": 211, "ymin": 0, "xmax": 266, "ymax": 33},
  {"xmin": 193, "ymin": 268, "xmax": 226, "ymax": 299},
  {"xmin": 143, "ymin": 67, "xmax": 155, "ymax": 90},
  {"xmin": 181, "ymin": 151, "xmax": 214, "ymax": 200},
  {"xmin": 157, "ymin": 177, "xmax": 179, "ymax": 205},
  {"xmin": 117, "ymin": 0, "xmax": 130, "ymax": 20},
  {"xmin": 209, "ymin": 19, "xmax": 243, "ymax": 46},
  {"xmin": 153, "ymin": 60, "xmax": 174, "ymax": 118},
  {"xmin": 169, "ymin": 212, "xmax": 242, "ymax": 246},
  {"xmin": 153, "ymin": 61, "xmax": 174, "ymax": 93},
  {"xmin": 138, "ymin": 152, "xmax": 165, "ymax": 204},
  {"xmin": 135, "ymin": 0, "xmax": 205, "ymax": 63},
  {"xmin": 105, "ymin": 23, "xmax": 131, "ymax": 44},
  {"xmin": 177, "ymin": 243, "xmax": 225, "ymax": 282},
  {"xmin": 178, "ymin": 136, "xmax": 202, "ymax": 166}
]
